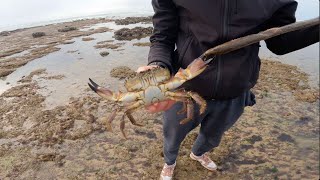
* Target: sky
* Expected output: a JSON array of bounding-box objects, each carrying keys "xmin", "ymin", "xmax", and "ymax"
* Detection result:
[
  {"xmin": 0, "ymin": 0, "xmax": 153, "ymax": 29},
  {"xmin": 0, "ymin": 0, "xmax": 318, "ymax": 30}
]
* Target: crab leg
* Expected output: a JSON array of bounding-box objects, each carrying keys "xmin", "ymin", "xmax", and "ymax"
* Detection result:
[
  {"xmin": 123, "ymin": 100, "xmax": 144, "ymax": 127},
  {"xmin": 167, "ymin": 91, "xmax": 206, "ymax": 114},
  {"xmin": 126, "ymin": 112, "xmax": 144, "ymax": 127},
  {"xmin": 163, "ymin": 93, "xmax": 188, "ymax": 113},
  {"xmin": 165, "ymin": 92, "xmax": 195, "ymax": 124},
  {"xmin": 118, "ymin": 100, "xmax": 145, "ymax": 138},
  {"xmin": 120, "ymin": 114, "xmax": 127, "ymax": 139},
  {"xmin": 166, "ymin": 91, "xmax": 207, "ymax": 123},
  {"xmin": 179, "ymin": 100, "xmax": 195, "ymax": 124},
  {"xmin": 177, "ymin": 102, "xmax": 187, "ymax": 115},
  {"xmin": 188, "ymin": 92, "xmax": 207, "ymax": 114},
  {"xmin": 105, "ymin": 109, "xmax": 118, "ymax": 132}
]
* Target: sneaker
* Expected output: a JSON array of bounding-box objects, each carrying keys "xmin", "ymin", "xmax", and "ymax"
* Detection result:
[
  {"xmin": 190, "ymin": 152, "xmax": 217, "ymax": 171},
  {"xmin": 160, "ymin": 162, "xmax": 176, "ymax": 180}
]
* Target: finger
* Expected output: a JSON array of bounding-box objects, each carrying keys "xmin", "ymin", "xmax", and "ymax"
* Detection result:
[
  {"xmin": 136, "ymin": 65, "xmax": 158, "ymax": 73},
  {"xmin": 136, "ymin": 67, "xmax": 147, "ymax": 73},
  {"xmin": 157, "ymin": 101, "xmax": 169, "ymax": 110},
  {"xmin": 146, "ymin": 105, "xmax": 157, "ymax": 112},
  {"xmin": 146, "ymin": 102, "xmax": 165, "ymax": 113}
]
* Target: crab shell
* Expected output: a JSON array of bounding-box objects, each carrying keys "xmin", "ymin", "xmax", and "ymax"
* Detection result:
[{"xmin": 124, "ymin": 67, "xmax": 171, "ymax": 92}]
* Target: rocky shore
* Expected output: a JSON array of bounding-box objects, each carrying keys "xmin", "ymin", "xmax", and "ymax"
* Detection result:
[{"xmin": 0, "ymin": 17, "xmax": 318, "ymax": 179}]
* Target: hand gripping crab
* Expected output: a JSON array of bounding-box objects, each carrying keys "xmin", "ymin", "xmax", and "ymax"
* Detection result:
[{"xmin": 88, "ymin": 58, "xmax": 209, "ymax": 138}]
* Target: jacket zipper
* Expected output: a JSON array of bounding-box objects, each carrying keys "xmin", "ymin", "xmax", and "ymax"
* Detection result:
[{"xmin": 213, "ymin": 0, "xmax": 229, "ymax": 98}]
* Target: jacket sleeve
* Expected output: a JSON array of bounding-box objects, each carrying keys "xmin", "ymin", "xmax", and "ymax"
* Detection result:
[
  {"xmin": 148, "ymin": 0, "xmax": 179, "ymax": 73},
  {"xmin": 264, "ymin": 1, "xmax": 319, "ymax": 55}
]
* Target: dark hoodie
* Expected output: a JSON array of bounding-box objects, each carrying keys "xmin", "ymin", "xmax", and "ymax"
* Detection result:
[{"xmin": 148, "ymin": 0, "xmax": 319, "ymax": 100}]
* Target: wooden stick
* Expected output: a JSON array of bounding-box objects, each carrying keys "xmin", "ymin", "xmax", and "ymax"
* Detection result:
[{"xmin": 201, "ymin": 17, "xmax": 319, "ymax": 60}]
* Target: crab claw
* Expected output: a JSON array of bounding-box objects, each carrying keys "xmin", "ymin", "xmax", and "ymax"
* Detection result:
[
  {"xmin": 88, "ymin": 78, "xmax": 116, "ymax": 101},
  {"xmin": 183, "ymin": 58, "xmax": 208, "ymax": 79},
  {"xmin": 174, "ymin": 58, "xmax": 207, "ymax": 83}
]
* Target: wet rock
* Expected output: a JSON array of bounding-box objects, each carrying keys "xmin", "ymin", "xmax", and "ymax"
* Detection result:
[
  {"xmin": 134, "ymin": 129, "xmax": 157, "ymax": 139},
  {"xmin": 94, "ymin": 43, "xmax": 124, "ymax": 49},
  {"xmin": 36, "ymin": 152, "xmax": 57, "ymax": 161},
  {"xmin": 294, "ymin": 89, "xmax": 319, "ymax": 103},
  {"xmin": 277, "ymin": 133, "xmax": 295, "ymax": 143},
  {"xmin": 32, "ymin": 32, "xmax": 46, "ymax": 38},
  {"xmin": 267, "ymin": 166, "xmax": 279, "ymax": 173},
  {"xmin": 115, "ymin": 16, "xmax": 152, "ymax": 25},
  {"xmin": 0, "ymin": 68, "xmax": 15, "ymax": 78},
  {"xmin": 99, "ymin": 51, "xmax": 110, "ymax": 57},
  {"xmin": 58, "ymin": 26, "xmax": 78, "ymax": 32},
  {"xmin": 114, "ymin": 27, "xmax": 153, "ymax": 41},
  {"xmin": 82, "ymin": 37, "xmax": 95, "ymax": 41},
  {"xmin": 146, "ymin": 132, "xmax": 157, "ymax": 139},
  {"xmin": 235, "ymin": 159, "xmax": 265, "ymax": 165},
  {"xmin": 295, "ymin": 116, "xmax": 313, "ymax": 125},
  {"xmin": 0, "ymin": 48, "xmax": 24, "ymax": 58},
  {"xmin": 67, "ymin": 50, "xmax": 78, "ymax": 53},
  {"xmin": 62, "ymin": 40, "xmax": 75, "ymax": 44},
  {"xmin": 0, "ymin": 31, "xmax": 10, "ymax": 36},
  {"xmin": 110, "ymin": 66, "xmax": 136, "ymax": 79},
  {"xmin": 96, "ymin": 40, "xmax": 114, "ymax": 44},
  {"xmin": 240, "ymin": 144, "xmax": 253, "ymax": 150},
  {"xmin": 87, "ymin": 114, "xmax": 96, "ymax": 123},
  {"xmin": 133, "ymin": 42, "xmax": 151, "ymax": 47},
  {"xmin": 247, "ymin": 135, "xmax": 263, "ymax": 144},
  {"xmin": 128, "ymin": 145, "xmax": 139, "ymax": 153},
  {"xmin": 18, "ymin": 69, "xmax": 47, "ymax": 83},
  {"xmin": 41, "ymin": 74, "xmax": 65, "ymax": 80},
  {"xmin": 154, "ymin": 117, "xmax": 163, "ymax": 125}
]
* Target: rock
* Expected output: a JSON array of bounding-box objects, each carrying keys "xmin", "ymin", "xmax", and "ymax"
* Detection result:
[
  {"xmin": 294, "ymin": 89, "xmax": 319, "ymax": 103},
  {"xmin": 247, "ymin": 135, "xmax": 263, "ymax": 144},
  {"xmin": 240, "ymin": 144, "xmax": 254, "ymax": 150},
  {"xmin": 277, "ymin": 133, "xmax": 295, "ymax": 143},
  {"xmin": 32, "ymin": 32, "xmax": 46, "ymax": 38},
  {"xmin": 99, "ymin": 51, "xmax": 110, "ymax": 57},
  {"xmin": 110, "ymin": 66, "xmax": 136, "ymax": 79},
  {"xmin": 82, "ymin": 37, "xmax": 95, "ymax": 41},
  {"xmin": 115, "ymin": 16, "xmax": 152, "ymax": 25},
  {"xmin": 0, "ymin": 68, "xmax": 15, "ymax": 78},
  {"xmin": 134, "ymin": 129, "xmax": 157, "ymax": 139},
  {"xmin": 295, "ymin": 116, "xmax": 313, "ymax": 125},
  {"xmin": 114, "ymin": 27, "xmax": 153, "ymax": 41},
  {"xmin": 133, "ymin": 42, "xmax": 151, "ymax": 47},
  {"xmin": 58, "ymin": 26, "xmax": 78, "ymax": 32},
  {"xmin": 62, "ymin": 41, "xmax": 75, "ymax": 44},
  {"xmin": 0, "ymin": 31, "xmax": 10, "ymax": 36},
  {"xmin": 146, "ymin": 132, "xmax": 157, "ymax": 139},
  {"xmin": 94, "ymin": 43, "xmax": 124, "ymax": 49}
]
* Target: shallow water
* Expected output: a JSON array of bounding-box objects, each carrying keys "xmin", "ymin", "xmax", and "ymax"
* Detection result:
[{"xmin": 0, "ymin": 22, "xmax": 152, "ymax": 108}]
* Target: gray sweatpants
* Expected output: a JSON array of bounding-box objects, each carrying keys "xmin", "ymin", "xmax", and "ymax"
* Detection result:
[{"xmin": 163, "ymin": 91, "xmax": 256, "ymax": 165}]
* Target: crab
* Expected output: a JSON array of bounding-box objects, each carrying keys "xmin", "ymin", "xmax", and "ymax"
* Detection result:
[{"xmin": 88, "ymin": 58, "xmax": 210, "ymax": 138}]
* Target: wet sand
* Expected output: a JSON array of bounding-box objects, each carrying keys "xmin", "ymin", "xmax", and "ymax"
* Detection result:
[{"xmin": 0, "ymin": 17, "xmax": 319, "ymax": 179}]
